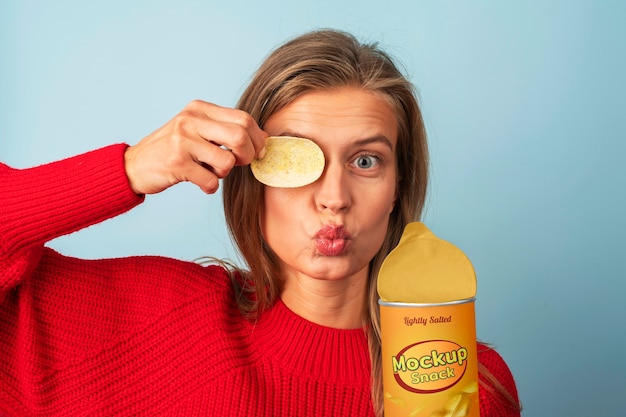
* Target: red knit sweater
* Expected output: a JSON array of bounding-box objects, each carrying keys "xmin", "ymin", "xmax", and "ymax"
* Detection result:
[{"xmin": 0, "ymin": 144, "xmax": 520, "ymax": 416}]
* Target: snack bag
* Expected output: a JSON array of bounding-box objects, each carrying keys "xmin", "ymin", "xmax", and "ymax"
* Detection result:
[{"xmin": 378, "ymin": 222, "xmax": 479, "ymax": 417}]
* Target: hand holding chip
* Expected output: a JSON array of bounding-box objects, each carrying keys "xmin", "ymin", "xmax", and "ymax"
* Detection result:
[{"xmin": 124, "ymin": 100, "xmax": 267, "ymax": 195}]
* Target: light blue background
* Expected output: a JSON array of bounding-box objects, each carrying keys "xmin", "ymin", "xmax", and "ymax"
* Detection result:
[{"xmin": 2, "ymin": 1, "xmax": 624, "ymax": 415}]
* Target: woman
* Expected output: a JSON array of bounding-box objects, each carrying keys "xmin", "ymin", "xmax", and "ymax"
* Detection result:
[{"xmin": 0, "ymin": 30, "xmax": 520, "ymax": 416}]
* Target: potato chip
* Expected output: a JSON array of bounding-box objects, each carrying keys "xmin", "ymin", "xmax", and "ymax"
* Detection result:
[
  {"xmin": 377, "ymin": 222, "xmax": 476, "ymax": 303},
  {"xmin": 250, "ymin": 136, "xmax": 325, "ymax": 188}
]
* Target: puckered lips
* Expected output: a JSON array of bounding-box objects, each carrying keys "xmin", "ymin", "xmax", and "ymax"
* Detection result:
[{"xmin": 314, "ymin": 225, "xmax": 351, "ymax": 256}]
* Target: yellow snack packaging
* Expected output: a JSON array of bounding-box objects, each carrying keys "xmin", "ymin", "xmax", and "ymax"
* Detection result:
[{"xmin": 378, "ymin": 222, "xmax": 480, "ymax": 417}]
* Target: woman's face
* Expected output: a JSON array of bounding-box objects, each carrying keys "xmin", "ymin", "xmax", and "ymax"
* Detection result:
[{"xmin": 261, "ymin": 87, "xmax": 398, "ymax": 285}]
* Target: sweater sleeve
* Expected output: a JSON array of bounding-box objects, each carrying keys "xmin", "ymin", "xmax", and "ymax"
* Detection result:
[
  {"xmin": 477, "ymin": 343, "xmax": 522, "ymax": 417},
  {"xmin": 0, "ymin": 144, "xmax": 144, "ymax": 298}
]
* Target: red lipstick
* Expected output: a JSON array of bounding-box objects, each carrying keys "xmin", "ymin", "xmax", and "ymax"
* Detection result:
[{"xmin": 314, "ymin": 225, "xmax": 350, "ymax": 256}]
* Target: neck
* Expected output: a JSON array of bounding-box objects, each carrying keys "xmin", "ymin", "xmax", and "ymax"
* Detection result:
[{"xmin": 279, "ymin": 272, "xmax": 368, "ymax": 330}]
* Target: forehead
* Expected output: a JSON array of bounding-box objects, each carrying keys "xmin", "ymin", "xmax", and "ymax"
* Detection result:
[{"xmin": 263, "ymin": 87, "xmax": 398, "ymax": 147}]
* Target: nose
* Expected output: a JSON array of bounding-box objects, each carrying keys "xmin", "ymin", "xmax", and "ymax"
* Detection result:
[{"xmin": 314, "ymin": 160, "xmax": 351, "ymax": 213}]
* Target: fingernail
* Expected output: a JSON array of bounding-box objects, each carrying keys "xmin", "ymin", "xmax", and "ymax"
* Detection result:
[{"xmin": 258, "ymin": 146, "xmax": 266, "ymax": 159}]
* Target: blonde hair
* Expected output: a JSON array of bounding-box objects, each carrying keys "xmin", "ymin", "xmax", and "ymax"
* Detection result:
[{"xmin": 222, "ymin": 29, "xmax": 427, "ymax": 415}]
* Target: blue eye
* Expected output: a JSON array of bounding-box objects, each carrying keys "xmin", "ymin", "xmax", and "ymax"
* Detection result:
[{"xmin": 354, "ymin": 154, "xmax": 378, "ymax": 169}]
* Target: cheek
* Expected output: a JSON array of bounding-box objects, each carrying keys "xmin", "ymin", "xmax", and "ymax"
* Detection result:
[
  {"xmin": 389, "ymin": 173, "xmax": 400, "ymax": 214},
  {"xmin": 361, "ymin": 186, "xmax": 396, "ymax": 236},
  {"xmin": 379, "ymin": 180, "xmax": 399, "ymax": 216},
  {"xmin": 261, "ymin": 188, "xmax": 299, "ymax": 242},
  {"xmin": 388, "ymin": 191, "xmax": 396, "ymax": 214}
]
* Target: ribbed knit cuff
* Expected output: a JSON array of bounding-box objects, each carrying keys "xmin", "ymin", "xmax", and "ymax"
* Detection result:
[{"xmin": 1, "ymin": 143, "xmax": 144, "ymax": 253}]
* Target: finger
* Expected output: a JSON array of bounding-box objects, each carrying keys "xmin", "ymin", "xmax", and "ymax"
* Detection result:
[
  {"xmin": 190, "ymin": 120, "xmax": 256, "ymax": 166},
  {"xmin": 182, "ymin": 160, "xmax": 221, "ymax": 194},
  {"xmin": 187, "ymin": 101, "xmax": 267, "ymax": 160},
  {"xmin": 191, "ymin": 142, "xmax": 237, "ymax": 179}
]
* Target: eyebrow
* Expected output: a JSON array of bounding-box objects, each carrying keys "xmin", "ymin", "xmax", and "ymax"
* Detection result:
[
  {"xmin": 278, "ymin": 132, "xmax": 394, "ymax": 151},
  {"xmin": 353, "ymin": 135, "xmax": 394, "ymax": 151}
]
